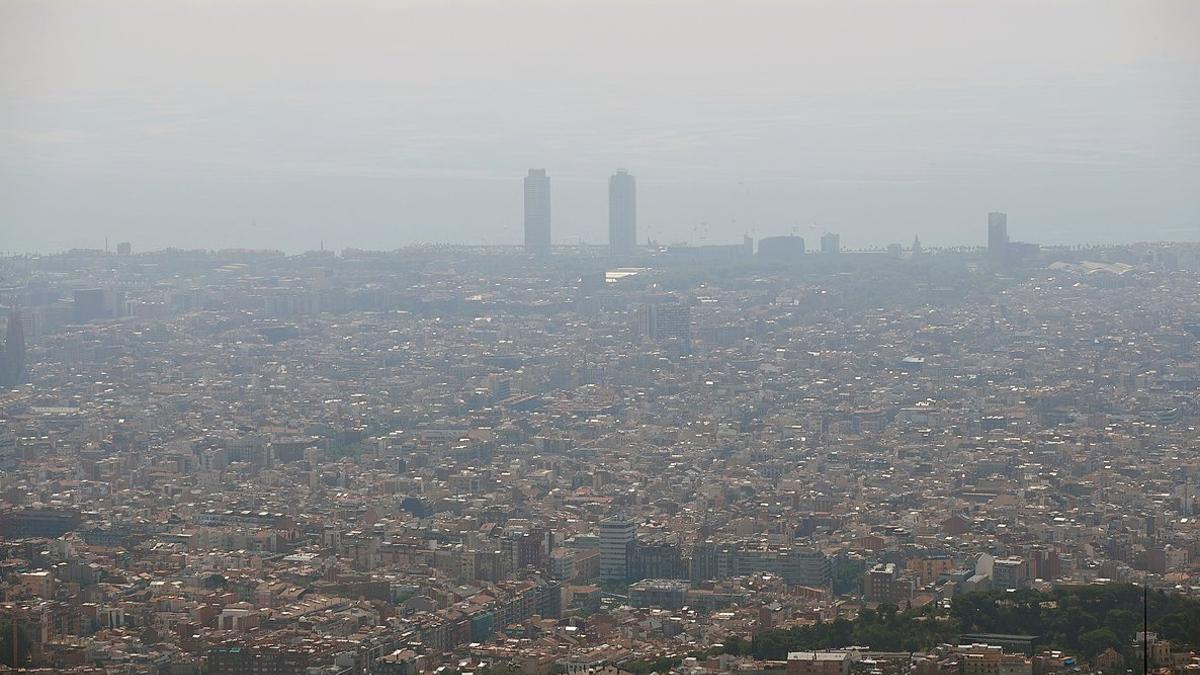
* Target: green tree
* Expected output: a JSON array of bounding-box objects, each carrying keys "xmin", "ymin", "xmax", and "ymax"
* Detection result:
[
  {"xmin": 723, "ymin": 635, "xmax": 749, "ymax": 656},
  {"xmin": 740, "ymin": 585, "xmax": 1200, "ymax": 660},
  {"xmin": 1103, "ymin": 609, "xmax": 1137, "ymax": 643},
  {"xmin": 623, "ymin": 656, "xmax": 678, "ymax": 674},
  {"xmin": 202, "ymin": 573, "xmax": 228, "ymax": 590},
  {"xmin": 1080, "ymin": 628, "xmax": 1120, "ymax": 658},
  {"xmin": 878, "ymin": 603, "xmax": 899, "ymax": 623},
  {"xmin": 479, "ymin": 665, "xmax": 533, "ymax": 675}
]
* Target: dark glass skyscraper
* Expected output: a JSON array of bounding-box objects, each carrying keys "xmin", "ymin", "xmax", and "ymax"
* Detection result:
[
  {"xmin": 524, "ymin": 169, "xmax": 551, "ymax": 256},
  {"xmin": 608, "ymin": 169, "xmax": 636, "ymax": 256},
  {"xmin": 988, "ymin": 211, "xmax": 1008, "ymax": 260}
]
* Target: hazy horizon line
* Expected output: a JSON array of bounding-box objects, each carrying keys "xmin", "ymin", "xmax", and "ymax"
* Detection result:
[{"xmin": 5, "ymin": 235, "xmax": 1197, "ymax": 259}]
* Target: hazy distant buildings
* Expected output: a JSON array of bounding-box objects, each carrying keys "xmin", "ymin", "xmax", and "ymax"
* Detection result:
[
  {"xmin": 0, "ymin": 309, "xmax": 25, "ymax": 389},
  {"xmin": 524, "ymin": 169, "xmax": 551, "ymax": 256},
  {"xmin": 664, "ymin": 237, "xmax": 754, "ymax": 262},
  {"xmin": 73, "ymin": 289, "xmax": 109, "ymax": 323},
  {"xmin": 73, "ymin": 288, "xmax": 123, "ymax": 323},
  {"xmin": 758, "ymin": 235, "xmax": 805, "ymax": 261},
  {"xmin": 820, "ymin": 232, "xmax": 840, "ymax": 254},
  {"xmin": 988, "ymin": 212, "xmax": 1008, "ymax": 260},
  {"xmin": 5, "ymin": 240, "xmax": 1200, "ymax": 669},
  {"xmin": 0, "ymin": 424, "xmax": 15, "ymax": 470},
  {"xmin": 608, "ymin": 169, "xmax": 637, "ymax": 256},
  {"xmin": 638, "ymin": 302, "xmax": 691, "ymax": 344},
  {"xmin": 691, "ymin": 541, "xmax": 831, "ymax": 587}
]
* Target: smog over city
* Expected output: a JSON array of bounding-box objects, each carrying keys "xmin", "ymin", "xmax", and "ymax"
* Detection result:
[{"xmin": 0, "ymin": 1, "xmax": 1198, "ymax": 674}]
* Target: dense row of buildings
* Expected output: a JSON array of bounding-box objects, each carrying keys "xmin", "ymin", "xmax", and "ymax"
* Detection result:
[{"xmin": 0, "ymin": 236, "xmax": 1198, "ymax": 673}]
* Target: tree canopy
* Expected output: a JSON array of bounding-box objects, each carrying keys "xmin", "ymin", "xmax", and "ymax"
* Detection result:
[{"xmin": 727, "ymin": 584, "xmax": 1200, "ymax": 663}]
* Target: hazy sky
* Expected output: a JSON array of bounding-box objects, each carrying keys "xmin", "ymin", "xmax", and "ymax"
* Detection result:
[{"xmin": 2, "ymin": 0, "xmax": 1197, "ymax": 253}]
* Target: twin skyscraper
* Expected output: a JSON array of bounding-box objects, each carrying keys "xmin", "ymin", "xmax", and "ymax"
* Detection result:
[{"xmin": 523, "ymin": 169, "xmax": 637, "ymax": 257}]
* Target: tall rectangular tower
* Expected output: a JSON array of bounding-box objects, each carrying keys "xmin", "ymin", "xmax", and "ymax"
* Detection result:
[
  {"xmin": 524, "ymin": 169, "xmax": 551, "ymax": 256},
  {"xmin": 599, "ymin": 516, "xmax": 636, "ymax": 583},
  {"xmin": 987, "ymin": 212, "xmax": 1008, "ymax": 259},
  {"xmin": 820, "ymin": 232, "xmax": 840, "ymax": 254},
  {"xmin": 608, "ymin": 169, "xmax": 637, "ymax": 256}
]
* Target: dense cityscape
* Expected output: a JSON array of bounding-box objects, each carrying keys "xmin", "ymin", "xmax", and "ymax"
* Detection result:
[{"xmin": 0, "ymin": 187, "xmax": 1198, "ymax": 674}]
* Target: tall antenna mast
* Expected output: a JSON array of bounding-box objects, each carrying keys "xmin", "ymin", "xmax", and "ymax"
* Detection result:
[{"xmin": 1143, "ymin": 579, "xmax": 1149, "ymax": 675}]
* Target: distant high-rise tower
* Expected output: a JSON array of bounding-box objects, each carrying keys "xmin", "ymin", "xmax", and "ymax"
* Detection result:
[
  {"xmin": 0, "ymin": 309, "xmax": 25, "ymax": 389},
  {"xmin": 608, "ymin": 169, "xmax": 637, "ymax": 256},
  {"xmin": 524, "ymin": 169, "xmax": 551, "ymax": 256},
  {"xmin": 988, "ymin": 212, "xmax": 1008, "ymax": 259},
  {"xmin": 820, "ymin": 232, "xmax": 840, "ymax": 254}
]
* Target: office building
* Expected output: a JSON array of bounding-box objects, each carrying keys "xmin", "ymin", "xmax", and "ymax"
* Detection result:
[
  {"xmin": 691, "ymin": 542, "xmax": 831, "ymax": 588},
  {"xmin": 628, "ymin": 534, "xmax": 686, "ymax": 582},
  {"xmin": 988, "ymin": 212, "xmax": 1008, "ymax": 259},
  {"xmin": 820, "ymin": 232, "xmax": 840, "ymax": 254},
  {"xmin": 637, "ymin": 303, "xmax": 691, "ymax": 343},
  {"xmin": 758, "ymin": 235, "xmax": 806, "ymax": 261},
  {"xmin": 599, "ymin": 516, "xmax": 636, "ymax": 583},
  {"xmin": 608, "ymin": 169, "xmax": 637, "ymax": 256},
  {"xmin": 0, "ymin": 424, "xmax": 16, "ymax": 471},
  {"xmin": 208, "ymin": 646, "xmax": 309, "ymax": 674},
  {"xmin": 524, "ymin": 169, "xmax": 551, "ymax": 256},
  {"xmin": 628, "ymin": 579, "xmax": 689, "ymax": 609},
  {"xmin": 73, "ymin": 288, "xmax": 110, "ymax": 323},
  {"xmin": 1, "ymin": 309, "xmax": 25, "ymax": 389}
]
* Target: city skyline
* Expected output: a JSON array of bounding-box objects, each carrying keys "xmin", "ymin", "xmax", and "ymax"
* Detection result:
[
  {"xmin": 3, "ymin": 1, "xmax": 1197, "ymax": 253},
  {"xmin": 2, "ymin": 163, "xmax": 1196, "ymax": 255},
  {"xmin": 5, "ymin": 183, "xmax": 1192, "ymax": 257},
  {"xmin": 3, "ymin": 2, "xmax": 1200, "ymax": 672},
  {"xmin": 1, "ymin": 238, "xmax": 1198, "ymax": 671}
]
